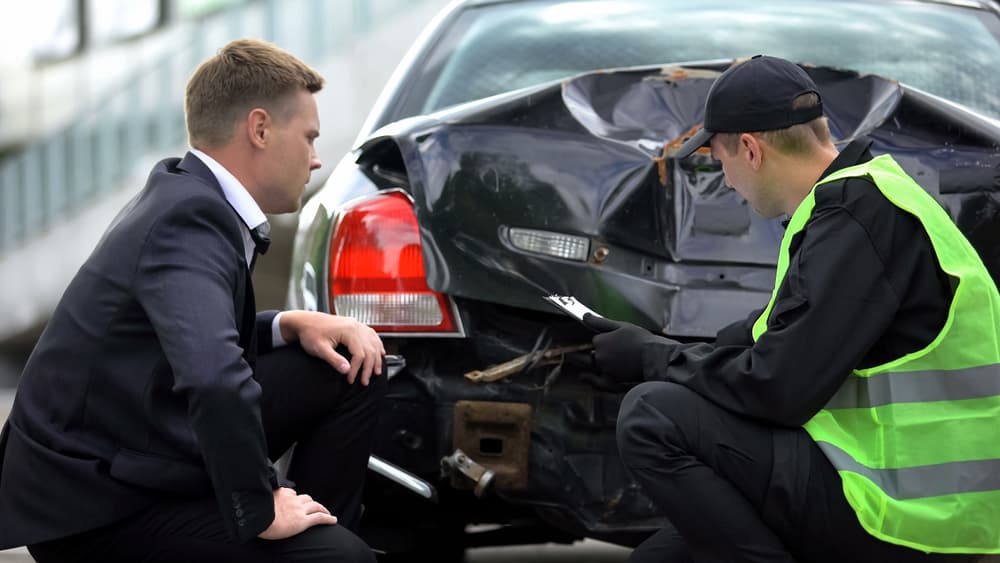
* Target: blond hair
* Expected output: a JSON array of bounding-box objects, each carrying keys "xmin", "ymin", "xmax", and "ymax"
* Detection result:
[
  {"xmin": 185, "ymin": 38, "xmax": 325, "ymax": 148},
  {"xmin": 717, "ymin": 92, "xmax": 830, "ymax": 157}
]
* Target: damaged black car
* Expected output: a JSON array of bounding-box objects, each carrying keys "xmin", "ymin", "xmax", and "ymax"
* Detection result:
[{"xmin": 287, "ymin": 0, "xmax": 1000, "ymax": 558}]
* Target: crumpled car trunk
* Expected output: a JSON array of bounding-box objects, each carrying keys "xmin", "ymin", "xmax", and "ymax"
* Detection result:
[
  {"xmin": 346, "ymin": 61, "xmax": 1000, "ymax": 546},
  {"xmin": 357, "ymin": 60, "xmax": 1000, "ymax": 337}
]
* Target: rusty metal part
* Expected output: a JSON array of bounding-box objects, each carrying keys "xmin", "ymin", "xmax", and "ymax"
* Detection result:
[
  {"xmin": 654, "ymin": 64, "xmax": 721, "ymax": 82},
  {"xmin": 658, "ymin": 122, "xmax": 712, "ymax": 179},
  {"xmin": 649, "ymin": 64, "xmax": 722, "ymax": 177},
  {"xmin": 464, "ymin": 344, "xmax": 591, "ymax": 383},
  {"xmin": 440, "ymin": 448, "xmax": 496, "ymax": 498},
  {"xmin": 451, "ymin": 401, "xmax": 532, "ymax": 491}
]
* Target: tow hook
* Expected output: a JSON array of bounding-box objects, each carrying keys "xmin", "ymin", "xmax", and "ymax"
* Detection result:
[{"xmin": 440, "ymin": 448, "xmax": 496, "ymax": 498}]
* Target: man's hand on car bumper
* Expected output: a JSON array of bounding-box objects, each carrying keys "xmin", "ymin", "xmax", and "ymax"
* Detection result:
[{"xmin": 278, "ymin": 310, "xmax": 386, "ymax": 385}]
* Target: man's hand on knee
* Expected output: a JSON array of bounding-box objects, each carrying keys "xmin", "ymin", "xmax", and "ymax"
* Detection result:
[{"xmin": 259, "ymin": 487, "xmax": 338, "ymax": 540}]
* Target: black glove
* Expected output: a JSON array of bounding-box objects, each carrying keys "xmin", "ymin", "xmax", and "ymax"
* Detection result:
[{"xmin": 582, "ymin": 313, "xmax": 667, "ymax": 383}]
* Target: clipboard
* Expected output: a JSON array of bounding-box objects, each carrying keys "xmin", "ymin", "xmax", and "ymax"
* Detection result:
[{"xmin": 543, "ymin": 295, "xmax": 604, "ymax": 323}]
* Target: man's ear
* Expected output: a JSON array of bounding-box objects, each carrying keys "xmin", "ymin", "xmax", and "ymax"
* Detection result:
[
  {"xmin": 740, "ymin": 133, "xmax": 764, "ymax": 170},
  {"xmin": 246, "ymin": 108, "xmax": 270, "ymax": 149}
]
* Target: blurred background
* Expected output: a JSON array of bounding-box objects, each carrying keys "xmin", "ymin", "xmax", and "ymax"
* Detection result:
[{"xmin": 0, "ymin": 0, "xmax": 453, "ymax": 388}]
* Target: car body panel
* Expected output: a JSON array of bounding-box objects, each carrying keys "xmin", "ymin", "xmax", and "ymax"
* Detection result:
[
  {"xmin": 350, "ymin": 63, "xmax": 1000, "ymax": 337},
  {"xmin": 288, "ymin": 0, "xmax": 1000, "ymax": 553}
]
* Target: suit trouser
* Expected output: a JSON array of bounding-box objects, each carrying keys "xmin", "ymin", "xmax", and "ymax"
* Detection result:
[
  {"xmin": 617, "ymin": 382, "xmax": 976, "ymax": 563},
  {"xmin": 28, "ymin": 344, "xmax": 386, "ymax": 563}
]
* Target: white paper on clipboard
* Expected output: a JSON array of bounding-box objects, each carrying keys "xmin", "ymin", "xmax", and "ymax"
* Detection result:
[{"xmin": 544, "ymin": 295, "xmax": 605, "ymax": 323}]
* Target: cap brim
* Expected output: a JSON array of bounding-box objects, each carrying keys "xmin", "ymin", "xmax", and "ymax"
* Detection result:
[{"xmin": 674, "ymin": 127, "xmax": 714, "ymax": 159}]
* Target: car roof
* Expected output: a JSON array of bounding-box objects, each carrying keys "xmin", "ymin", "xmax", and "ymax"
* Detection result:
[{"xmin": 453, "ymin": 0, "xmax": 1000, "ymax": 14}]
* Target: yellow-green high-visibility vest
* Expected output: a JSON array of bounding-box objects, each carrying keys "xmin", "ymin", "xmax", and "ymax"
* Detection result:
[{"xmin": 751, "ymin": 154, "xmax": 1000, "ymax": 554}]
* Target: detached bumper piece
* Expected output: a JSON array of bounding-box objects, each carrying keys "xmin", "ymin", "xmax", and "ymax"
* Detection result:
[{"xmin": 442, "ymin": 400, "xmax": 532, "ymax": 497}]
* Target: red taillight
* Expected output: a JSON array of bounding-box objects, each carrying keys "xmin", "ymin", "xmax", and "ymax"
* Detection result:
[{"xmin": 328, "ymin": 191, "xmax": 458, "ymax": 333}]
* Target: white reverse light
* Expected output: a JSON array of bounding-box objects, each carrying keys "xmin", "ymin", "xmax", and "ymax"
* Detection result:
[
  {"xmin": 507, "ymin": 228, "xmax": 590, "ymax": 262},
  {"xmin": 334, "ymin": 293, "xmax": 444, "ymax": 326}
]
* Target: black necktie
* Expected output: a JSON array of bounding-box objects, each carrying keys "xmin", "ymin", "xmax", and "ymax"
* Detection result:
[{"xmin": 250, "ymin": 223, "xmax": 271, "ymax": 255}]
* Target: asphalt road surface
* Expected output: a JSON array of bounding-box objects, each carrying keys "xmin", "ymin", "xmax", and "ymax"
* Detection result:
[{"xmin": 0, "ymin": 541, "xmax": 631, "ymax": 562}]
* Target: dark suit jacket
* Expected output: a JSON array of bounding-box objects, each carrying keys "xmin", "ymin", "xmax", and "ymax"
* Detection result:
[{"xmin": 0, "ymin": 153, "xmax": 282, "ymax": 548}]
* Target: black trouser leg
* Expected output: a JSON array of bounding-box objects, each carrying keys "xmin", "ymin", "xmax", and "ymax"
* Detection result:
[
  {"xmin": 256, "ymin": 344, "xmax": 387, "ymax": 532},
  {"xmin": 28, "ymin": 499, "xmax": 375, "ymax": 563},
  {"xmin": 28, "ymin": 343, "xmax": 385, "ymax": 563},
  {"xmin": 626, "ymin": 526, "xmax": 695, "ymax": 563},
  {"xmin": 618, "ymin": 381, "xmax": 794, "ymax": 563},
  {"xmin": 617, "ymin": 382, "xmax": 972, "ymax": 563}
]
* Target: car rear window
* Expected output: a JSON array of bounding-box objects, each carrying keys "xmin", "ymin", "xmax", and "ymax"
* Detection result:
[{"xmin": 412, "ymin": 0, "xmax": 1000, "ymax": 120}]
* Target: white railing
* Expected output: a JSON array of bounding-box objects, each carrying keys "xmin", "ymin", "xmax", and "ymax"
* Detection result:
[{"xmin": 0, "ymin": 0, "xmax": 424, "ymax": 254}]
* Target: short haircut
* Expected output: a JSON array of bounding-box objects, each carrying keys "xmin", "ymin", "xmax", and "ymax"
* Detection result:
[
  {"xmin": 185, "ymin": 38, "xmax": 325, "ymax": 148},
  {"xmin": 717, "ymin": 92, "xmax": 831, "ymax": 157}
]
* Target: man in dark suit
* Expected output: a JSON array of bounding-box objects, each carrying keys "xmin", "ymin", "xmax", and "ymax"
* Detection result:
[{"xmin": 0, "ymin": 39, "xmax": 386, "ymax": 562}]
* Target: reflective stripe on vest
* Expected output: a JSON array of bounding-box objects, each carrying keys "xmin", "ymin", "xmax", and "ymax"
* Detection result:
[
  {"xmin": 752, "ymin": 154, "xmax": 1000, "ymax": 554},
  {"xmin": 824, "ymin": 363, "xmax": 1000, "ymax": 409},
  {"xmin": 816, "ymin": 441, "xmax": 1000, "ymax": 500}
]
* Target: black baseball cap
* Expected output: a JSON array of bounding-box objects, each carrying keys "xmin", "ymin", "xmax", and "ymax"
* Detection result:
[{"xmin": 674, "ymin": 55, "xmax": 823, "ymax": 158}]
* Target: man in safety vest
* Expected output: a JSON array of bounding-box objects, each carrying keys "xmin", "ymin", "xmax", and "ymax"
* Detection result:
[{"xmin": 584, "ymin": 54, "xmax": 998, "ymax": 563}]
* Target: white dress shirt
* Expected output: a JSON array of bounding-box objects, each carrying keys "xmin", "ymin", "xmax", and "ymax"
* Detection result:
[{"xmin": 190, "ymin": 149, "xmax": 286, "ymax": 347}]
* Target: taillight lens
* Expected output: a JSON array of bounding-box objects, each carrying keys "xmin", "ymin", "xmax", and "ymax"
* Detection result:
[{"xmin": 328, "ymin": 191, "xmax": 458, "ymax": 334}]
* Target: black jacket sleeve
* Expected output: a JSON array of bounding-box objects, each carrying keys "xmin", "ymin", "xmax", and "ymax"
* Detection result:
[
  {"xmin": 641, "ymin": 205, "xmax": 902, "ymax": 426},
  {"xmin": 714, "ymin": 308, "xmax": 761, "ymax": 347},
  {"xmin": 135, "ymin": 195, "xmax": 274, "ymax": 541}
]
